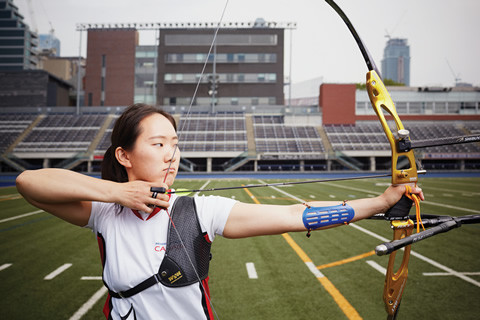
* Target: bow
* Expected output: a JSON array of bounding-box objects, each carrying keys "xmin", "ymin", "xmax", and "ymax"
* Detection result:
[{"xmin": 324, "ymin": 0, "xmax": 419, "ymax": 318}]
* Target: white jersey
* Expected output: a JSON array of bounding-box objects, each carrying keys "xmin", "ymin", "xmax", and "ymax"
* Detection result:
[{"xmin": 86, "ymin": 193, "xmax": 236, "ymax": 320}]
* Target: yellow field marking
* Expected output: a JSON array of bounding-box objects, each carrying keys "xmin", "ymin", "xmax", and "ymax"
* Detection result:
[
  {"xmin": 256, "ymin": 196, "xmax": 297, "ymax": 201},
  {"xmin": 317, "ymin": 251, "xmax": 376, "ymax": 270},
  {"xmin": 242, "ymin": 186, "xmax": 362, "ymax": 320}
]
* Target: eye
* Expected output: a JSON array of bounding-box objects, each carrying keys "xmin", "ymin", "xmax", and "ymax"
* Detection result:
[{"xmin": 154, "ymin": 143, "xmax": 164, "ymax": 147}]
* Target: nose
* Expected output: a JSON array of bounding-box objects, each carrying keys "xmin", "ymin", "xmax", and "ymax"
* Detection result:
[{"xmin": 164, "ymin": 145, "xmax": 178, "ymax": 163}]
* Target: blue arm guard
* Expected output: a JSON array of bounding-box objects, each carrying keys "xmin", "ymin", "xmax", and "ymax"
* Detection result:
[{"xmin": 302, "ymin": 203, "xmax": 355, "ymax": 231}]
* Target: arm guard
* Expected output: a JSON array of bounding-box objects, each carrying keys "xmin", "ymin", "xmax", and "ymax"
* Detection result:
[{"xmin": 302, "ymin": 203, "xmax": 355, "ymax": 232}]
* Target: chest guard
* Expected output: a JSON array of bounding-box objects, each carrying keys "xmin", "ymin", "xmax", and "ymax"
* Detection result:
[
  {"xmin": 105, "ymin": 196, "xmax": 212, "ymax": 299},
  {"xmin": 158, "ymin": 196, "xmax": 212, "ymax": 287}
]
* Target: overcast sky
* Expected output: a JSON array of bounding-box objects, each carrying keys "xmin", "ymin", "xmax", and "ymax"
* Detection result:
[{"xmin": 14, "ymin": 0, "xmax": 480, "ymax": 87}]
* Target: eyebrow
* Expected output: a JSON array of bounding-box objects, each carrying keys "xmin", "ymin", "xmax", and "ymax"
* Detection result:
[{"xmin": 149, "ymin": 135, "xmax": 178, "ymax": 141}]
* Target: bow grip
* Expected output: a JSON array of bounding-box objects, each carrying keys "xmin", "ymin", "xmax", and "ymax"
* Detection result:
[{"xmin": 384, "ymin": 195, "xmax": 413, "ymax": 221}]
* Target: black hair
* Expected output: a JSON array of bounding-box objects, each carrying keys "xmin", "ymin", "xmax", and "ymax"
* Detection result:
[{"xmin": 101, "ymin": 103, "xmax": 177, "ymax": 182}]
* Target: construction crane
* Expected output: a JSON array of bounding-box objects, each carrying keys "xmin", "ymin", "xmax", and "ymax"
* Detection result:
[
  {"xmin": 446, "ymin": 59, "xmax": 461, "ymax": 87},
  {"xmin": 25, "ymin": 0, "xmax": 37, "ymax": 33}
]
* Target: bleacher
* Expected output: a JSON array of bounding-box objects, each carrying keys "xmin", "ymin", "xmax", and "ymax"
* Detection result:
[
  {"xmin": 14, "ymin": 113, "xmax": 107, "ymax": 154},
  {"xmin": 177, "ymin": 112, "xmax": 247, "ymax": 152},
  {"xmin": 253, "ymin": 115, "xmax": 325, "ymax": 154},
  {"xmin": 1, "ymin": 110, "xmax": 479, "ymax": 172},
  {"xmin": 324, "ymin": 122, "xmax": 389, "ymax": 151},
  {"xmin": 0, "ymin": 113, "xmax": 37, "ymax": 154},
  {"xmin": 406, "ymin": 121, "xmax": 480, "ymax": 153},
  {"xmin": 324, "ymin": 121, "xmax": 480, "ymax": 154}
]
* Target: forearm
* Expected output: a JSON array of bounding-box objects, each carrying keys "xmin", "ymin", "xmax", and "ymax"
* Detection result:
[
  {"xmin": 16, "ymin": 168, "xmax": 118, "ymax": 205},
  {"xmin": 292, "ymin": 196, "xmax": 389, "ymax": 229},
  {"xmin": 225, "ymin": 196, "xmax": 391, "ymax": 238}
]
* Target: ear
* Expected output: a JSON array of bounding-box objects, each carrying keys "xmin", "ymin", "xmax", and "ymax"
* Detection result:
[{"xmin": 115, "ymin": 147, "xmax": 132, "ymax": 168}]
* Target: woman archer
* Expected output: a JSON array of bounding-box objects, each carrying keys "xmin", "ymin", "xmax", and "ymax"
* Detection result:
[{"xmin": 16, "ymin": 103, "xmax": 424, "ymax": 320}]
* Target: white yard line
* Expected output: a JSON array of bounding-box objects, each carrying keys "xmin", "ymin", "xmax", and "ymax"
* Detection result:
[
  {"xmin": 81, "ymin": 276, "xmax": 103, "ymax": 280},
  {"xmin": 44, "ymin": 263, "xmax": 72, "ymax": 280},
  {"xmin": 194, "ymin": 180, "xmax": 211, "ymax": 197},
  {"xmin": 0, "ymin": 210, "xmax": 43, "ymax": 224},
  {"xmin": 69, "ymin": 286, "xmax": 108, "ymax": 320},
  {"xmin": 259, "ymin": 180, "xmax": 480, "ymax": 288},
  {"xmin": 419, "ymin": 185, "xmax": 480, "ymax": 196},
  {"xmin": 366, "ymin": 260, "xmax": 386, "ymax": 275},
  {"xmin": 321, "ymin": 182, "xmax": 480, "ymax": 214},
  {"xmin": 423, "ymin": 272, "xmax": 480, "ymax": 276},
  {"xmin": 246, "ymin": 262, "xmax": 258, "ymax": 279},
  {"xmin": 0, "ymin": 263, "xmax": 12, "ymax": 271}
]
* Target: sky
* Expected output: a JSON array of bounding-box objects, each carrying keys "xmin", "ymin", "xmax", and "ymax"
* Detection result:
[{"xmin": 14, "ymin": 0, "xmax": 480, "ymax": 88}]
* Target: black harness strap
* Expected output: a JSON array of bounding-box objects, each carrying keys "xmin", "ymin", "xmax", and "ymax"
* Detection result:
[{"xmin": 107, "ymin": 196, "xmax": 211, "ymax": 299}]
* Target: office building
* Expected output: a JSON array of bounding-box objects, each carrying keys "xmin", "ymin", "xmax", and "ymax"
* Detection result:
[
  {"xmin": 158, "ymin": 24, "xmax": 285, "ymax": 107},
  {"xmin": 84, "ymin": 29, "xmax": 138, "ymax": 106},
  {"xmin": 0, "ymin": 0, "xmax": 38, "ymax": 71},
  {"xmin": 381, "ymin": 38, "xmax": 410, "ymax": 86},
  {"xmin": 38, "ymin": 32, "xmax": 60, "ymax": 56},
  {"xmin": 82, "ymin": 20, "xmax": 289, "ymax": 107}
]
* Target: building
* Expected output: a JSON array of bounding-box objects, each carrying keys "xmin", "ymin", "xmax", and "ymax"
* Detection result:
[
  {"xmin": 38, "ymin": 32, "xmax": 60, "ymax": 56},
  {"xmin": 157, "ymin": 23, "xmax": 285, "ymax": 107},
  {"xmin": 134, "ymin": 45, "xmax": 157, "ymax": 105},
  {"xmin": 0, "ymin": 0, "xmax": 38, "ymax": 71},
  {"xmin": 84, "ymin": 29, "xmax": 138, "ymax": 106},
  {"xmin": 0, "ymin": 69, "xmax": 72, "ymax": 107},
  {"xmin": 381, "ymin": 38, "xmax": 410, "ymax": 86},
  {"xmin": 81, "ymin": 20, "xmax": 290, "ymax": 107}
]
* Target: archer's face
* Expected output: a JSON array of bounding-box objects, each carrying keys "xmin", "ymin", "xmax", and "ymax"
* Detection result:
[{"xmin": 125, "ymin": 113, "xmax": 179, "ymax": 186}]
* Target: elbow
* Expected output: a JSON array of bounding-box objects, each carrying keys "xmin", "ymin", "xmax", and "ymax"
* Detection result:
[
  {"xmin": 16, "ymin": 170, "xmax": 33, "ymax": 198},
  {"xmin": 15, "ymin": 171, "xmax": 27, "ymax": 192}
]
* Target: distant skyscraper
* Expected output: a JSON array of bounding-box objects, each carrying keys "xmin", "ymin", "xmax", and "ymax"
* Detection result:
[
  {"xmin": 0, "ymin": 0, "xmax": 38, "ymax": 70},
  {"xmin": 381, "ymin": 38, "xmax": 410, "ymax": 86},
  {"xmin": 39, "ymin": 33, "xmax": 60, "ymax": 56}
]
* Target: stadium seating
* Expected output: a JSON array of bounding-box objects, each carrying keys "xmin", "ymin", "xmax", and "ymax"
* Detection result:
[
  {"xmin": 1, "ymin": 111, "xmax": 479, "ymax": 171},
  {"xmin": 253, "ymin": 115, "xmax": 325, "ymax": 153},
  {"xmin": 0, "ymin": 113, "xmax": 37, "ymax": 154},
  {"xmin": 14, "ymin": 113, "xmax": 107, "ymax": 153}
]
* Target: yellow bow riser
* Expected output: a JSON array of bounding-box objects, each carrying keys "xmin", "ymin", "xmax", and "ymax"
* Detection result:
[
  {"xmin": 366, "ymin": 70, "xmax": 419, "ymax": 318},
  {"xmin": 366, "ymin": 70, "xmax": 418, "ymax": 186}
]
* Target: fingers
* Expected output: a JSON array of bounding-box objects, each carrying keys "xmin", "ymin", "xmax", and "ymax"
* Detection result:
[
  {"xmin": 411, "ymin": 186, "xmax": 425, "ymax": 201},
  {"xmin": 147, "ymin": 183, "xmax": 170, "ymax": 211}
]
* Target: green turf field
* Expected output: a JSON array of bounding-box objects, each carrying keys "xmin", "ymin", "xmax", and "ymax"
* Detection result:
[{"xmin": 1, "ymin": 176, "xmax": 479, "ymax": 319}]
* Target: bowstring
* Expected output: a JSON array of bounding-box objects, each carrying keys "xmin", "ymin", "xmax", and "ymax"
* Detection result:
[
  {"xmin": 162, "ymin": 1, "xmax": 230, "ymax": 318},
  {"xmin": 164, "ymin": 0, "xmax": 230, "ymax": 181}
]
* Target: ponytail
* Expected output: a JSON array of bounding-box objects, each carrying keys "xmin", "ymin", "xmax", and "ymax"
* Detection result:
[{"xmin": 101, "ymin": 145, "xmax": 128, "ymax": 182}]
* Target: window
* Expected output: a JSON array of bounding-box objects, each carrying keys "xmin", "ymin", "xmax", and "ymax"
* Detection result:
[{"xmin": 165, "ymin": 34, "xmax": 277, "ymax": 46}]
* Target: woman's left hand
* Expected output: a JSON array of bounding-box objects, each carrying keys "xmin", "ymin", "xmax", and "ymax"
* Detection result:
[{"xmin": 381, "ymin": 184, "xmax": 425, "ymax": 212}]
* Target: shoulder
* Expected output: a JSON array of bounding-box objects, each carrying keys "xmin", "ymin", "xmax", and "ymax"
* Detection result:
[
  {"xmin": 193, "ymin": 194, "xmax": 237, "ymax": 208},
  {"xmin": 192, "ymin": 195, "xmax": 237, "ymax": 239},
  {"xmin": 86, "ymin": 201, "xmax": 121, "ymax": 230}
]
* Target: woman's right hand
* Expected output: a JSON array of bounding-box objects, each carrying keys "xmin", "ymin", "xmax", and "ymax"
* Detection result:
[{"xmin": 114, "ymin": 180, "xmax": 170, "ymax": 213}]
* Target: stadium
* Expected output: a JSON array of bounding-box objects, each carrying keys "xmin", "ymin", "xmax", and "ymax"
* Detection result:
[{"xmin": 1, "ymin": 0, "xmax": 480, "ymax": 319}]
